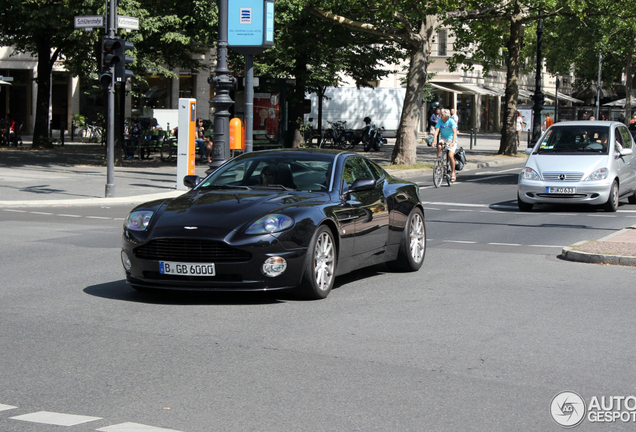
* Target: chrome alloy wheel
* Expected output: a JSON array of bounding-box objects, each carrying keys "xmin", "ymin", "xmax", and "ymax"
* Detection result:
[
  {"xmin": 408, "ymin": 212, "xmax": 426, "ymax": 263},
  {"xmin": 314, "ymin": 231, "xmax": 335, "ymax": 291}
]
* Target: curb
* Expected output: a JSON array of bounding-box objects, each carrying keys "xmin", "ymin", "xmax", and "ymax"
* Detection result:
[{"xmin": 560, "ymin": 226, "xmax": 636, "ymax": 267}]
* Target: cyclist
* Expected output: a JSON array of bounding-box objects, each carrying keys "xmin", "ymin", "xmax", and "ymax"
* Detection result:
[{"xmin": 432, "ymin": 108, "xmax": 459, "ymax": 182}]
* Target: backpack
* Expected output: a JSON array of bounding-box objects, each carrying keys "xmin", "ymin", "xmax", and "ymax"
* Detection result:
[{"xmin": 455, "ymin": 147, "xmax": 466, "ymax": 171}]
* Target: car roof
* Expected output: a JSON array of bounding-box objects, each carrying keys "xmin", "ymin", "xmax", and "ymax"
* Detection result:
[{"xmin": 551, "ymin": 121, "xmax": 621, "ymax": 127}]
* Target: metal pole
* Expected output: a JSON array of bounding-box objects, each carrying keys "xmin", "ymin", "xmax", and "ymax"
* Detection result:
[
  {"xmin": 530, "ymin": 11, "xmax": 545, "ymax": 147},
  {"xmin": 245, "ymin": 55, "xmax": 254, "ymax": 153},
  {"xmin": 208, "ymin": 0, "xmax": 236, "ymax": 172},
  {"xmin": 596, "ymin": 49, "xmax": 602, "ymax": 119},
  {"xmin": 555, "ymin": 73, "xmax": 559, "ymax": 123},
  {"xmin": 105, "ymin": 0, "xmax": 116, "ymax": 197}
]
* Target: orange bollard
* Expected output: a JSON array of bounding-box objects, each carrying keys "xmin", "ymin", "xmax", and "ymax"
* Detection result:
[{"xmin": 229, "ymin": 118, "xmax": 244, "ymax": 150}]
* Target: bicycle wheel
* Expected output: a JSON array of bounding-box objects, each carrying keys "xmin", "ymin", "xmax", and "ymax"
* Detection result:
[
  {"xmin": 444, "ymin": 153, "xmax": 452, "ymax": 187},
  {"xmin": 433, "ymin": 158, "xmax": 443, "ymax": 188}
]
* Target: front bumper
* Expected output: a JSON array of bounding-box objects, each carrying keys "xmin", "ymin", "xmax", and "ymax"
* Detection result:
[
  {"xmin": 121, "ymin": 231, "xmax": 308, "ymax": 292},
  {"xmin": 518, "ymin": 179, "xmax": 612, "ymax": 206}
]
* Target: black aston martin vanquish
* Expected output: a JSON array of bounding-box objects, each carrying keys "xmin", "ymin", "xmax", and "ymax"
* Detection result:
[{"xmin": 121, "ymin": 149, "xmax": 426, "ymax": 299}]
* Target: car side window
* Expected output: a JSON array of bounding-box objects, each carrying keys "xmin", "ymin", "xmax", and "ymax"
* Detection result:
[
  {"xmin": 618, "ymin": 126, "xmax": 633, "ymax": 149},
  {"xmin": 342, "ymin": 157, "xmax": 374, "ymax": 191},
  {"xmin": 615, "ymin": 129, "xmax": 625, "ymax": 153},
  {"xmin": 364, "ymin": 159, "xmax": 384, "ymax": 181}
]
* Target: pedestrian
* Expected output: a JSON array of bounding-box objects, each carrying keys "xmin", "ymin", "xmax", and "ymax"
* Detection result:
[
  {"xmin": 450, "ymin": 108, "xmax": 459, "ymax": 125},
  {"xmin": 631, "ymin": 114, "xmax": 636, "ymax": 124},
  {"xmin": 618, "ymin": 112, "xmax": 626, "ymax": 124},
  {"xmin": 428, "ymin": 107, "xmax": 441, "ymax": 147},
  {"xmin": 515, "ymin": 111, "xmax": 524, "ymax": 148},
  {"xmin": 589, "ymin": 116, "xmax": 596, "ymax": 121},
  {"xmin": 542, "ymin": 114, "xmax": 554, "ymax": 131},
  {"xmin": 195, "ymin": 118, "xmax": 213, "ymax": 163}
]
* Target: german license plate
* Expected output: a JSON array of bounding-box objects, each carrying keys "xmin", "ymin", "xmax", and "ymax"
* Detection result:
[
  {"xmin": 159, "ymin": 261, "xmax": 216, "ymax": 276},
  {"xmin": 547, "ymin": 187, "xmax": 576, "ymax": 194}
]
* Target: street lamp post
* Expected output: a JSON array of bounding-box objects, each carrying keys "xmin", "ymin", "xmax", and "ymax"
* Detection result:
[
  {"xmin": 208, "ymin": 0, "xmax": 236, "ymax": 171},
  {"xmin": 555, "ymin": 73, "xmax": 560, "ymax": 123},
  {"xmin": 531, "ymin": 11, "xmax": 545, "ymax": 147}
]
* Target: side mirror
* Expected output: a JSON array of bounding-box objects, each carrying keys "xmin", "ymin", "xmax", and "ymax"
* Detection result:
[
  {"xmin": 620, "ymin": 148, "xmax": 633, "ymax": 157},
  {"xmin": 524, "ymin": 148, "xmax": 533, "ymax": 155},
  {"xmin": 341, "ymin": 178, "xmax": 376, "ymax": 200},
  {"xmin": 183, "ymin": 175, "xmax": 201, "ymax": 189}
]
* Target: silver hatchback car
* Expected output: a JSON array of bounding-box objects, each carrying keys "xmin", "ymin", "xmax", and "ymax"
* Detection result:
[{"xmin": 518, "ymin": 121, "xmax": 636, "ymax": 212}]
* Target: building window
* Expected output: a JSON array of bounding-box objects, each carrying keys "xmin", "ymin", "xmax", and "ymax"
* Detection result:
[{"xmin": 438, "ymin": 30, "xmax": 447, "ymax": 56}]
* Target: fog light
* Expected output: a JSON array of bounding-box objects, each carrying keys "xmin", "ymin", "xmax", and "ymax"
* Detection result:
[
  {"xmin": 262, "ymin": 256, "xmax": 287, "ymax": 277},
  {"xmin": 121, "ymin": 250, "xmax": 132, "ymax": 271}
]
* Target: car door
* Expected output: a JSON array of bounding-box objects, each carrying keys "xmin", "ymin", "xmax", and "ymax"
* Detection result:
[
  {"xmin": 340, "ymin": 156, "xmax": 390, "ymax": 257},
  {"xmin": 613, "ymin": 126, "xmax": 633, "ymax": 195},
  {"xmin": 618, "ymin": 125, "xmax": 636, "ymax": 192}
]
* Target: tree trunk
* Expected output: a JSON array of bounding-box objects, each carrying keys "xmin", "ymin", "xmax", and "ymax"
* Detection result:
[
  {"xmin": 499, "ymin": 5, "xmax": 522, "ymax": 155},
  {"xmin": 392, "ymin": 17, "xmax": 435, "ymax": 165},
  {"xmin": 33, "ymin": 37, "xmax": 54, "ymax": 148}
]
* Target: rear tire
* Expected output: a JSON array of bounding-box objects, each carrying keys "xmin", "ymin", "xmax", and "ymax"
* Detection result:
[
  {"xmin": 604, "ymin": 180, "xmax": 619, "ymax": 212},
  {"xmin": 295, "ymin": 226, "xmax": 336, "ymax": 300},
  {"xmin": 387, "ymin": 208, "xmax": 426, "ymax": 272}
]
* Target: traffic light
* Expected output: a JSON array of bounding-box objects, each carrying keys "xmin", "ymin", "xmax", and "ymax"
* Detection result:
[
  {"xmin": 102, "ymin": 37, "xmax": 119, "ymax": 69},
  {"xmin": 114, "ymin": 38, "xmax": 134, "ymax": 83}
]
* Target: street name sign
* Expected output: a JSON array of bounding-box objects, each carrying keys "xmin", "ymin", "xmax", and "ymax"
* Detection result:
[
  {"xmin": 117, "ymin": 16, "xmax": 139, "ymax": 31},
  {"xmin": 74, "ymin": 15, "xmax": 105, "ymax": 29}
]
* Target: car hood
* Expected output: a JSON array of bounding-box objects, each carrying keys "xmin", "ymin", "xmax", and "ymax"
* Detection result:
[
  {"xmin": 152, "ymin": 189, "xmax": 323, "ymax": 232},
  {"xmin": 527, "ymin": 154, "xmax": 609, "ymax": 176}
]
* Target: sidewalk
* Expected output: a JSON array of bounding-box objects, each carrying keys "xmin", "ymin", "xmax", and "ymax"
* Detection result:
[{"xmin": 2, "ymin": 133, "xmax": 635, "ymax": 266}]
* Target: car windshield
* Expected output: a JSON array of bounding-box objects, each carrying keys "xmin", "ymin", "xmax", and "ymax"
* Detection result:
[
  {"xmin": 536, "ymin": 126, "xmax": 610, "ymax": 155},
  {"xmin": 198, "ymin": 152, "xmax": 335, "ymax": 192}
]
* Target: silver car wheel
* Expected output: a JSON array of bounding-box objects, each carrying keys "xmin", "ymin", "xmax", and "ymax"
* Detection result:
[
  {"xmin": 409, "ymin": 212, "xmax": 426, "ymax": 264},
  {"xmin": 314, "ymin": 231, "xmax": 335, "ymax": 292}
]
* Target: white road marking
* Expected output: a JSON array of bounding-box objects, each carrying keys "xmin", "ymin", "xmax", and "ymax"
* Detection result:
[
  {"xmin": 0, "ymin": 403, "xmax": 17, "ymax": 412},
  {"xmin": 2, "ymin": 209, "xmax": 27, "ymax": 213},
  {"xmin": 447, "ymin": 209, "xmax": 473, "ymax": 212},
  {"xmin": 529, "ymin": 244, "xmax": 563, "ymax": 248},
  {"xmin": 97, "ymin": 422, "xmax": 184, "ymax": 432},
  {"xmin": 466, "ymin": 175, "xmax": 509, "ymax": 182},
  {"xmin": 487, "ymin": 242, "xmax": 522, "ymax": 246},
  {"xmin": 443, "ymin": 240, "xmax": 477, "ymax": 244},
  {"xmin": 86, "ymin": 216, "xmax": 111, "ymax": 220},
  {"xmin": 57, "ymin": 214, "xmax": 82, "ymax": 217},
  {"xmin": 10, "ymin": 411, "xmax": 102, "ymax": 426},
  {"xmin": 29, "ymin": 212, "xmax": 53, "ymax": 215}
]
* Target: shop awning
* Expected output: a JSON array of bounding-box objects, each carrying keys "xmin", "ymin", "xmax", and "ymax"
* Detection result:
[
  {"xmin": 542, "ymin": 88, "xmax": 583, "ymax": 104},
  {"xmin": 454, "ymin": 83, "xmax": 500, "ymax": 96},
  {"xmin": 431, "ymin": 83, "xmax": 463, "ymax": 94},
  {"xmin": 603, "ymin": 96, "xmax": 636, "ymax": 107}
]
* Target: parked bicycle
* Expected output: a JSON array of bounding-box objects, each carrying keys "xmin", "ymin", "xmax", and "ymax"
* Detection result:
[
  {"xmin": 433, "ymin": 142, "xmax": 454, "ymax": 187},
  {"xmin": 320, "ymin": 121, "xmax": 358, "ymax": 149}
]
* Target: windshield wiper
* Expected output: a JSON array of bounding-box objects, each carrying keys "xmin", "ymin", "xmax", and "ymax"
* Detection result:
[
  {"xmin": 253, "ymin": 184, "xmax": 295, "ymax": 191},
  {"xmin": 203, "ymin": 184, "xmax": 251, "ymax": 190}
]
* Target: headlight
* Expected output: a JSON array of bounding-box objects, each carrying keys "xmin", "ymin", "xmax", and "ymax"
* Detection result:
[
  {"xmin": 520, "ymin": 167, "xmax": 542, "ymax": 181},
  {"xmin": 125, "ymin": 210, "xmax": 154, "ymax": 231},
  {"xmin": 245, "ymin": 214, "xmax": 294, "ymax": 234},
  {"xmin": 584, "ymin": 168, "xmax": 609, "ymax": 181}
]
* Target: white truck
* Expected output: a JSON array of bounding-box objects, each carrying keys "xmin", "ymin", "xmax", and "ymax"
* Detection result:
[{"xmin": 305, "ymin": 87, "xmax": 406, "ymax": 137}]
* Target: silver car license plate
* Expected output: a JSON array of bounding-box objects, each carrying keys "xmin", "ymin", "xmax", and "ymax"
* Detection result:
[
  {"xmin": 159, "ymin": 261, "xmax": 216, "ymax": 276},
  {"xmin": 547, "ymin": 187, "xmax": 576, "ymax": 194}
]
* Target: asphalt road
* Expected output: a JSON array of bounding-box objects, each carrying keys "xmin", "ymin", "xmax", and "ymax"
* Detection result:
[{"xmin": 2, "ymin": 163, "xmax": 636, "ymax": 431}]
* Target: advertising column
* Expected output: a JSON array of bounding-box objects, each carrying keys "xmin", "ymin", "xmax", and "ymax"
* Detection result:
[{"xmin": 177, "ymin": 98, "xmax": 196, "ymax": 190}]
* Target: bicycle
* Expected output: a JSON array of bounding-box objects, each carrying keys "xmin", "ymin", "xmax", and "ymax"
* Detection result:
[{"xmin": 433, "ymin": 141, "xmax": 456, "ymax": 188}]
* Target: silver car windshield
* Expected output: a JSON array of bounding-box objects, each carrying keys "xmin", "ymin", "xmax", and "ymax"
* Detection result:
[{"xmin": 537, "ymin": 126, "xmax": 610, "ymax": 155}]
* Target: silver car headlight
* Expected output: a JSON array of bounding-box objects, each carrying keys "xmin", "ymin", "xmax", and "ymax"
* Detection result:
[
  {"xmin": 125, "ymin": 210, "xmax": 154, "ymax": 231},
  {"xmin": 520, "ymin": 167, "xmax": 542, "ymax": 181},
  {"xmin": 584, "ymin": 168, "xmax": 609, "ymax": 181},
  {"xmin": 246, "ymin": 214, "xmax": 294, "ymax": 235}
]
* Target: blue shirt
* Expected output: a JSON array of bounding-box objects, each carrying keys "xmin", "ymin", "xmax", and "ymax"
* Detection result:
[{"xmin": 436, "ymin": 118, "xmax": 457, "ymax": 140}]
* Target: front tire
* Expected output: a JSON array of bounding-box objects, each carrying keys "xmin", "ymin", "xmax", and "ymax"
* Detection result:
[
  {"xmin": 517, "ymin": 194, "xmax": 533, "ymax": 211},
  {"xmin": 296, "ymin": 226, "xmax": 336, "ymax": 300},
  {"xmin": 387, "ymin": 208, "xmax": 426, "ymax": 272},
  {"xmin": 604, "ymin": 180, "xmax": 619, "ymax": 212},
  {"xmin": 433, "ymin": 159, "xmax": 443, "ymax": 188}
]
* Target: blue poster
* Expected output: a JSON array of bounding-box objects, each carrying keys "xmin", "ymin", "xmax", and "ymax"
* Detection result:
[{"xmin": 228, "ymin": 0, "xmax": 264, "ymax": 46}]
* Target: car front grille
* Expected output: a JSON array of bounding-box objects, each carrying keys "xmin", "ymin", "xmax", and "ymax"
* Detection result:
[
  {"xmin": 542, "ymin": 172, "xmax": 584, "ymax": 182},
  {"xmin": 135, "ymin": 239, "xmax": 252, "ymax": 263}
]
